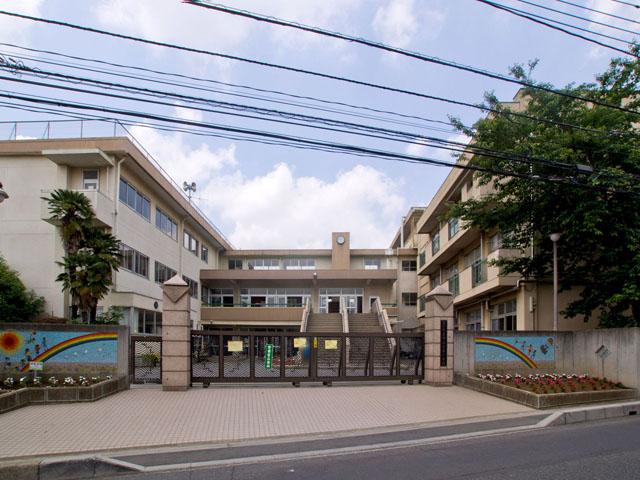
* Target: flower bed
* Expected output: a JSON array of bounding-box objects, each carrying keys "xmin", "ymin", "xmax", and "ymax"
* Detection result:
[
  {"xmin": 1, "ymin": 375, "xmax": 112, "ymax": 391},
  {"xmin": 454, "ymin": 373, "xmax": 637, "ymax": 409},
  {"xmin": 0, "ymin": 375, "xmax": 128, "ymax": 414},
  {"xmin": 477, "ymin": 373, "xmax": 626, "ymax": 394}
]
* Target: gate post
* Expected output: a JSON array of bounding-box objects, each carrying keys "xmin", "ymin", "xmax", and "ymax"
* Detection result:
[
  {"xmin": 423, "ymin": 285, "xmax": 454, "ymax": 386},
  {"xmin": 161, "ymin": 275, "xmax": 191, "ymax": 391}
]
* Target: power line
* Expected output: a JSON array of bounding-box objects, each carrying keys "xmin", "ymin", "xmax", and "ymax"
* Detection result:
[
  {"xmin": 557, "ymin": 0, "xmax": 640, "ymax": 25},
  {"xmin": 608, "ymin": 0, "xmax": 640, "ymax": 9},
  {"xmin": 1, "ymin": 89, "xmax": 625, "ymax": 193},
  {"xmin": 476, "ymin": 0, "xmax": 639, "ymax": 57},
  {"xmin": 0, "ymin": 66, "xmax": 586, "ymax": 174},
  {"xmin": 0, "ymin": 45, "xmax": 621, "ymax": 139},
  {"xmin": 1, "ymin": 8, "xmax": 638, "ymax": 117},
  {"xmin": 514, "ymin": 0, "xmax": 640, "ymax": 35},
  {"xmin": 185, "ymin": 1, "xmax": 640, "ymax": 112}
]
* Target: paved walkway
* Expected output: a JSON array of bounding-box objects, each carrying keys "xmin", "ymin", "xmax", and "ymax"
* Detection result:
[{"xmin": 0, "ymin": 384, "xmax": 532, "ymax": 459}]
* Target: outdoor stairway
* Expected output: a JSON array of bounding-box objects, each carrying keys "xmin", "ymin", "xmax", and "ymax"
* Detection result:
[
  {"xmin": 306, "ymin": 313, "xmax": 343, "ymax": 333},
  {"xmin": 348, "ymin": 313, "xmax": 393, "ymax": 371}
]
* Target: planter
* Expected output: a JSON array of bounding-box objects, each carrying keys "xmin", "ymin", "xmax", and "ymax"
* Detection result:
[
  {"xmin": 0, "ymin": 376, "xmax": 128, "ymax": 414},
  {"xmin": 454, "ymin": 373, "xmax": 638, "ymax": 409}
]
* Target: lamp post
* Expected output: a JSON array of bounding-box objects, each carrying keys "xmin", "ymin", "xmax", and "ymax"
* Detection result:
[
  {"xmin": 549, "ymin": 232, "xmax": 562, "ymax": 331},
  {"xmin": 0, "ymin": 182, "xmax": 8, "ymax": 204}
]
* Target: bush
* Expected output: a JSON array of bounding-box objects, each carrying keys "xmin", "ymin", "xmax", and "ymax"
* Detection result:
[{"xmin": 0, "ymin": 256, "xmax": 44, "ymax": 322}]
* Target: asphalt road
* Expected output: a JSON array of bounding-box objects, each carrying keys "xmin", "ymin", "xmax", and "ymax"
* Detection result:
[{"xmin": 105, "ymin": 416, "xmax": 640, "ymax": 480}]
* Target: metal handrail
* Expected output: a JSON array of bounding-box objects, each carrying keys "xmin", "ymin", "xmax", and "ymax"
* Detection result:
[
  {"xmin": 373, "ymin": 298, "xmax": 396, "ymax": 355},
  {"xmin": 340, "ymin": 301, "xmax": 350, "ymax": 366},
  {"xmin": 300, "ymin": 300, "xmax": 311, "ymax": 333}
]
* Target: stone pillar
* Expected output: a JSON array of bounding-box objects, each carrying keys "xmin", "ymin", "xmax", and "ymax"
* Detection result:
[
  {"xmin": 162, "ymin": 275, "xmax": 191, "ymax": 391},
  {"xmin": 423, "ymin": 285, "xmax": 454, "ymax": 386}
]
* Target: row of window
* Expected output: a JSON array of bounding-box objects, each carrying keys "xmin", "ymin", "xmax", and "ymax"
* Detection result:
[
  {"xmin": 461, "ymin": 300, "xmax": 517, "ymax": 332},
  {"xmin": 119, "ymin": 177, "xmax": 209, "ymax": 264},
  {"xmin": 228, "ymin": 258, "xmax": 397, "ymax": 271}
]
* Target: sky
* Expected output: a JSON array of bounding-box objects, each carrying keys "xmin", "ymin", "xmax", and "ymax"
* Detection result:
[{"xmin": 0, "ymin": 0, "xmax": 638, "ymax": 249}]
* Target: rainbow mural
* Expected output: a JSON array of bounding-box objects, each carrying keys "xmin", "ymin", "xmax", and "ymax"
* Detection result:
[
  {"xmin": 474, "ymin": 336, "xmax": 555, "ymax": 369},
  {"xmin": 0, "ymin": 330, "xmax": 118, "ymax": 374}
]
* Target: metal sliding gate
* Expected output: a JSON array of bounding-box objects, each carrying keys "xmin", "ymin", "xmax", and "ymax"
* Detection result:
[
  {"xmin": 130, "ymin": 335, "xmax": 162, "ymax": 384},
  {"xmin": 191, "ymin": 331, "xmax": 424, "ymax": 384}
]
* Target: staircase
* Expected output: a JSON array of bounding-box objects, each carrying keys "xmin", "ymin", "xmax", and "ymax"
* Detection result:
[
  {"xmin": 306, "ymin": 313, "xmax": 343, "ymax": 333},
  {"xmin": 348, "ymin": 313, "xmax": 392, "ymax": 371}
]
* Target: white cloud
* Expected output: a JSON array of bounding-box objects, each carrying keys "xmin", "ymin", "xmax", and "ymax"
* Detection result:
[
  {"xmin": 0, "ymin": 0, "xmax": 43, "ymax": 46},
  {"xmin": 131, "ymin": 127, "xmax": 406, "ymax": 248},
  {"xmin": 373, "ymin": 0, "xmax": 419, "ymax": 49},
  {"xmin": 173, "ymin": 104, "xmax": 203, "ymax": 123}
]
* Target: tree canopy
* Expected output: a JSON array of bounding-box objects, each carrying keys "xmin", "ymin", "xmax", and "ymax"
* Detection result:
[
  {"xmin": 0, "ymin": 256, "xmax": 44, "ymax": 322},
  {"xmin": 448, "ymin": 47, "xmax": 640, "ymax": 327}
]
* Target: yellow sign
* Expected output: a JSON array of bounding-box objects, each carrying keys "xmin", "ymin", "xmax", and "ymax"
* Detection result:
[
  {"xmin": 227, "ymin": 340, "xmax": 244, "ymax": 352},
  {"xmin": 313, "ymin": 337, "xmax": 318, "ymax": 349},
  {"xmin": 324, "ymin": 339, "xmax": 338, "ymax": 350},
  {"xmin": 293, "ymin": 338, "xmax": 307, "ymax": 348}
]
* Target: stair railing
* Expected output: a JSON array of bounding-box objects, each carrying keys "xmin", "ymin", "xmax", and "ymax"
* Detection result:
[
  {"xmin": 300, "ymin": 299, "xmax": 311, "ymax": 332},
  {"xmin": 340, "ymin": 301, "xmax": 350, "ymax": 367},
  {"xmin": 373, "ymin": 297, "xmax": 396, "ymax": 355}
]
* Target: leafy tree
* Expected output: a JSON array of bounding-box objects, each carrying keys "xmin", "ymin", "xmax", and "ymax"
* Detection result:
[
  {"xmin": 448, "ymin": 47, "xmax": 640, "ymax": 327},
  {"xmin": 43, "ymin": 190, "xmax": 120, "ymax": 323},
  {"xmin": 0, "ymin": 256, "xmax": 44, "ymax": 322}
]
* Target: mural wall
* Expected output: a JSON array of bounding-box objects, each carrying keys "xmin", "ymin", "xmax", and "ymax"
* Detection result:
[
  {"xmin": 474, "ymin": 336, "xmax": 556, "ymax": 372},
  {"xmin": 0, "ymin": 329, "xmax": 118, "ymax": 376}
]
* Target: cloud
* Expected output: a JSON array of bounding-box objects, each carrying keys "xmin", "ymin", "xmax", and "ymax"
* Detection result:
[
  {"xmin": 0, "ymin": 0, "xmax": 43, "ymax": 46},
  {"xmin": 131, "ymin": 127, "xmax": 406, "ymax": 248},
  {"xmin": 372, "ymin": 0, "xmax": 445, "ymax": 51}
]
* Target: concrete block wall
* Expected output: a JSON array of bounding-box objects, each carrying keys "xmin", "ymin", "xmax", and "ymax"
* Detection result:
[{"xmin": 454, "ymin": 328, "xmax": 640, "ymax": 390}]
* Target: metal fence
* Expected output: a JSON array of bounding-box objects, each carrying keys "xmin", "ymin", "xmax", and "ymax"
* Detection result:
[
  {"xmin": 130, "ymin": 335, "xmax": 162, "ymax": 384},
  {"xmin": 191, "ymin": 331, "xmax": 424, "ymax": 384}
]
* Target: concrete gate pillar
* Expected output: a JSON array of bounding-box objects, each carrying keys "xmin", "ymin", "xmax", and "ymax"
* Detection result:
[
  {"xmin": 423, "ymin": 285, "xmax": 454, "ymax": 386},
  {"xmin": 161, "ymin": 275, "xmax": 191, "ymax": 391}
]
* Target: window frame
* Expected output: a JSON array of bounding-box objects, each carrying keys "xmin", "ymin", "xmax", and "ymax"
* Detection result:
[
  {"xmin": 402, "ymin": 292, "xmax": 418, "ymax": 306},
  {"xmin": 119, "ymin": 177, "xmax": 151, "ymax": 221},
  {"xmin": 82, "ymin": 169, "xmax": 99, "ymax": 190},
  {"xmin": 402, "ymin": 260, "xmax": 417, "ymax": 271},
  {"xmin": 155, "ymin": 207, "xmax": 178, "ymax": 241}
]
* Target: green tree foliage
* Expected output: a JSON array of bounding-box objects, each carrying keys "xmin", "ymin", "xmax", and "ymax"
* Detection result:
[
  {"xmin": 448, "ymin": 48, "xmax": 640, "ymax": 327},
  {"xmin": 0, "ymin": 256, "xmax": 44, "ymax": 322},
  {"xmin": 43, "ymin": 189, "xmax": 120, "ymax": 323}
]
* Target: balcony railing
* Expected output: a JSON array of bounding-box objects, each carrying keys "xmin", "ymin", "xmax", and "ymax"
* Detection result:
[{"xmin": 201, "ymin": 306, "xmax": 305, "ymax": 323}]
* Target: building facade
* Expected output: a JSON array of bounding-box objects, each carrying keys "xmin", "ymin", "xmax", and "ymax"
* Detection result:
[{"xmin": 0, "ymin": 137, "xmax": 231, "ymax": 333}]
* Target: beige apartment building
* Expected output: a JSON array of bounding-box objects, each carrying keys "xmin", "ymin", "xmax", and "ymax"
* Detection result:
[
  {"xmin": 412, "ymin": 93, "xmax": 599, "ymax": 333},
  {"xmin": 0, "ymin": 137, "xmax": 231, "ymax": 333}
]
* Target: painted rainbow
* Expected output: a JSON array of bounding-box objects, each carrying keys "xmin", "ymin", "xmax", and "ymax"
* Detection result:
[
  {"xmin": 21, "ymin": 332, "xmax": 117, "ymax": 372},
  {"xmin": 474, "ymin": 337, "xmax": 538, "ymax": 369}
]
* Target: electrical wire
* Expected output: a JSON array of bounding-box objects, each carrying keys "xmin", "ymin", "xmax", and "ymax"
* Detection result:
[
  {"xmin": 476, "ymin": 0, "xmax": 639, "ymax": 57},
  {"xmin": 556, "ymin": 0, "xmax": 640, "ymax": 26},
  {"xmin": 608, "ymin": 0, "xmax": 640, "ymax": 9},
  {"xmin": 1, "ymin": 8, "xmax": 638, "ymax": 117}
]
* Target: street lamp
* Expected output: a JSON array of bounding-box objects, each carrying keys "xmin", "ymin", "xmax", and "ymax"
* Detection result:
[
  {"xmin": 0, "ymin": 182, "xmax": 8, "ymax": 204},
  {"xmin": 550, "ymin": 232, "xmax": 562, "ymax": 331}
]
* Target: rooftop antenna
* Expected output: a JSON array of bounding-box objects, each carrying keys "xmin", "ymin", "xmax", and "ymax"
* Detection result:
[{"xmin": 183, "ymin": 181, "xmax": 196, "ymax": 202}]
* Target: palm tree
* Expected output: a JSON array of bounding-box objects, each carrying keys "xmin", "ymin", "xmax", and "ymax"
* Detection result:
[{"xmin": 43, "ymin": 189, "xmax": 95, "ymax": 319}]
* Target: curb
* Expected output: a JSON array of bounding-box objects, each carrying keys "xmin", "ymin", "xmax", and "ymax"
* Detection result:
[{"xmin": 2, "ymin": 401, "xmax": 639, "ymax": 479}]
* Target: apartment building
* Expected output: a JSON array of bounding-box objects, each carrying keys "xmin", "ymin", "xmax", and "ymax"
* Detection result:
[
  {"xmin": 0, "ymin": 137, "xmax": 231, "ymax": 333},
  {"xmin": 200, "ymin": 232, "xmax": 418, "ymax": 333},
  {"xmin": 413, "ymin": 94, "xmax": 598, "ymax": 333}
]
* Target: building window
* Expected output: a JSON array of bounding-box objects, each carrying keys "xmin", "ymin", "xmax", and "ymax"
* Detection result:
[
  {"xmin": 155, "ymin": 208, "xmax": 178, "ymax": 241},
  {"xmin": 448, "ymin": 217, "xmax": 459, "ymax": 239},
  {"xmin": 248, "ymin": 258, "xmax": 280, "ymax": 270},
  {"xmin": 241, "ymin": 288, "xmax": 311, "ymax": 308},
  {"xmin": 82, "ymin": 169, "xmax": 99, "ymax": 190},
  {"xmin": 418, "ymin": 251, "xmax": 426, "ymax": 268},
  {"xmin": 183, "ymin": 230, "xmax": 199, "ymax": 256},
  {"xmin": 119, "ymin": 177, "xmax": 150, "ymax": 221},
  {"xmin": 418, "ymin": 295, "xmax": 426, "ymax": 312},
  {"xmin": 119, "ymin": 244, "xmax": 149, "ymax": 278},
  {"xmin": 201, "ymin": 246, "xmax": 209, "ymax": 264},
  {"xmin": 228, "ymin": 259, "xmax": 243, "ymax": 270},
  {"xmin": 154, "ymin": 261, "xmax": 176, "ymax": 285},
  {"xmin": 489, "ymin": 233, "xmax": 503, "ymax": 252},
  {"xmin": 283, "ymin": 258, "xmax": 315, "ymax": 270},
  {"xmin": 182, "ymin": 275, "xmax": 199, "ymax": 299},
  {"xmin": 402, "ymin": 292, "xmax": 417, "ymax": 306},
  {"xmin": 465, "ymin": 246, "xmax": 486, "ymax": 287},
  {"xmin": 446, "ymin": 263, "xmax": 459, "ymax": 296},
  {"xmin": 208, "ymin": 288, "xmax": 234, "ymax": 307},
  {"xmin": 491, "ymin": 299, "xmax": 517, "ymax": 331},
  {"xmin": 364, "ymin": 258, "xmax": 381, "ymax": 270},
  {"xmin": 430, "ymin": 272, "xmax": 441, "ymax": 289},
  {"xmin": 431, "ymin": 230, "xmax": 440, "ymax": 255},
  {"xmin": 465, "ymin": 309, "xmax": 482, "ymax": 331},
  {"xmin": 136, "ymin": 309, "xmax": 163, "ymax": 335},
  {"xmin": 402, "ymin": 260, "xmax": 417, "ymax": 271}
]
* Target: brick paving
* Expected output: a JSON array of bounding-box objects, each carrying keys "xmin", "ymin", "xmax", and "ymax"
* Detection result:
[{"xmin": 0, "ymin": 384, "xmax": 532, "ymax": 459}]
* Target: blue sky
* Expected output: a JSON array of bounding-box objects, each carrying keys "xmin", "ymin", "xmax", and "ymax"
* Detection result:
[{"xmin": 1, "ymin": 0, "xmax": 637, "ymax": 248}]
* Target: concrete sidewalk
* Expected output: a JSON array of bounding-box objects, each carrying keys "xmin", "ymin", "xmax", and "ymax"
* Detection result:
[{"xmin": 0, "ymin": 384, "xmax": 532, "ymax": 460}]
